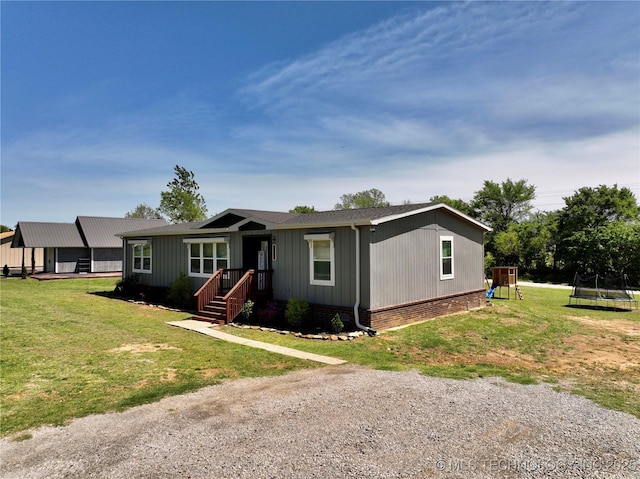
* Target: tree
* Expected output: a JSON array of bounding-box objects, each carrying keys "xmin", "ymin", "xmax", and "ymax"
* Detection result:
[
  {"xmin": 492, "ymin": 211, "xmax": 559, "ymax": 276},
  {"xmin": 557, "ymin": 184, "xmax": 639, "ymax": 235},
  {"xmin": 429, "ymin": 195, "xmax": 474, "ymax": 216},
  {"xmin": 334, "ymin": 189, "xmax": 390, "ymax": 210},
  {"xmin": 556, "ymin": 185, "xmax": 640, "ymax": 277},
  {"xmin": 563, "ymin": 222, "xmax": 640, "ymax": 280},
  {"xmin": 125, "ymin": 203, "xmax": 163, "ymax": 219},
  {"xmin": 471, "ymin": 178, "xmax": 536, "ymax": 232},
  {"xmin": 158, "ymin": 165, "xmax": 208, "ymax": 224},
  {"xmin": 289, "ymin": 205, "xmax": 316, "ymax": 213},
  {"xmin": 514, "ymin": 211, "xmax": 559, "ymax": 276},
  {"xmin": 0, "ymin": 225, "xmax": 12, "ymax": 233}
]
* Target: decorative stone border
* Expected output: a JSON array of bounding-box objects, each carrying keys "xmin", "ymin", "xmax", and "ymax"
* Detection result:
[{"xmin": 230, "ymin": 322, "xmax": 366, "ymax": 341}]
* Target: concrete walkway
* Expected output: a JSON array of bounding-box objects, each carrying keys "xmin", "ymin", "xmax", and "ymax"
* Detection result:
[{"xmin": 167, "ymin": 320, "xmax": 347, "ymax": 365}]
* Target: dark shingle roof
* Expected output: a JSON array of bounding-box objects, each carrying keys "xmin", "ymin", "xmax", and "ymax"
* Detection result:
[
  {"xmin": 13, "ymin": 217, "xmax": 168, "ymax": 248},
  {"xmin": 14, "ymin": 222, "xmax": 85, "ymax": 248},
  {"xmin": 77, "ymin": 216, "xmax": 167, "ymax": 248},
  {"xmin": 119, "ymin": 202, "xmax": 490, "ymax": 237},
  {"xmin": 282, "ymin": 203, "xmax": 435, "ymax": 226}
]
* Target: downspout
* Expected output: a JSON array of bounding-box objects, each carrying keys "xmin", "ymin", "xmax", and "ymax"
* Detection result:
[{"xmin": 351, "ymin": 224, "xmax": 377, "ymax": 336}]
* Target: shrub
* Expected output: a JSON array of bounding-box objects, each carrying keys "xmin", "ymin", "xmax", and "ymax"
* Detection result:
[
  {"xmin": 167, "ymin": 273, "xmax": 192, "ymax": 308},
  {"xmin": 241, "ymin": 300, "xmax": 254, "ymax": 321},
  {"xmin": 258, "ymin": 301, "xmax": 281, "ymax": 325},
  {"xmin": 3, "ymin": 264, "xmax": 9, "ymax": 277},
  {"xmin": 115, "ymin": 274, "xmax": 141, "ymax": 297},
  {"xmin": 330, "ymin": 313, "xmax": 344, "ymax": 333},
  {"xmin": 285, "ymin": 298, "xmax": 310, "ymax": 330}
]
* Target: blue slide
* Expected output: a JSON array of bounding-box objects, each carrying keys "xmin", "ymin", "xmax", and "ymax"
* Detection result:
[{"xmin": 486, "ymin": 285, "xmax": 497, "ymax": 299}]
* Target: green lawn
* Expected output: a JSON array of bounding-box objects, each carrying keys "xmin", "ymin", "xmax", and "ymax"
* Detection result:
[
  {"xmin": 1, "ymin": 278, "xmax": 638, "ymax": 438},
  {"xmin": 0, "ymin": 278, "xmax": 316, "ymax": 437},
  {"xmin": 224, "ymin": 286, "xmax": 640, "ymax": 418}
]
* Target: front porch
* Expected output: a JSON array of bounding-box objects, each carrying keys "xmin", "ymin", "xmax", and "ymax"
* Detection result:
[{"xmin": 193, "ymin": 269, "xmax": 273, "ymax": 324}]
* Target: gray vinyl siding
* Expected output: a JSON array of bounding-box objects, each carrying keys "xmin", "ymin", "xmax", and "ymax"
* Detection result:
[
  {"xmin": 271, "ymin": 226, "xmax": 360, "ymax": 308},
  {"xmin": 57, "ymin": 247, "xmax": 91, "ymax": 273},
  {"xmin": 126, "ymin": 236, "xmax": 190, "ymax": 289},
  {"xmin": 369, "ymin": 210, "xmax": 484, "ymax": 309},
  {"xmin": 92, "ymin": 248, "xmax": 123, "ymax": 272},
  {"xmin": 126, "ymin": 234, "xmax": 238, "ymax": 292}
]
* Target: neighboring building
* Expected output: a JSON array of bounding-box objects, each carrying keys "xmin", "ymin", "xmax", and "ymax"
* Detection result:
[
  {"xmin": 119, "ymin": 203, "xmax": 490, "ymax": 331},
  {"xmin": 12, "ymin": 217, "xmax": 167, "ymax": 274},
  {"xmin": 1, "ymin": 231, "xmax": 44, "ymax": 273}
]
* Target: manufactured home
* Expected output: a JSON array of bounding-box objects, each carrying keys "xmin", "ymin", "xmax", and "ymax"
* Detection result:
[{"xmin": 119, "ymin": 203, "xmax": 490, "ymax": 331}]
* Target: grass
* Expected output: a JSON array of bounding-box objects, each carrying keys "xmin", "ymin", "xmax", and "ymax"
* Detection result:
[
  {"xmin": 1, "ymin": 279, "xmax": 638, "ymax": 438},
  {"xmin": 0, "ymin": 277, "xmax": 317, "ymax": 437},
  {"xmin": 225, "ymin": 287, "xmax": 640, "ymax": 417}
]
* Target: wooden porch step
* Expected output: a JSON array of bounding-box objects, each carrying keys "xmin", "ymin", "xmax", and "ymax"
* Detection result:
[
  {"xmin": 197, "ymin": 297, "xmax": 228, "ymax": 324},
  {"xmin": 191, "ymin": 314, "xmax": 226, "ymax": 326}
]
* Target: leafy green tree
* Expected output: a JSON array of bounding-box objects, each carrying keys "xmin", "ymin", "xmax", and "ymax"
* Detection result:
[
  {"xmin": 429, "ymin": 195, "xmax": 474, "ymax": 216},
  {"xmin": 557, "ymin": 185, "xmax": 639, "ymax": 277},
  {"xmin": 289, "ymin": 205, "xmax": 316, "ymax": 213},
  {"xmin": 557, "ymin": 185, "xmax": 639, "ymax": 234},
  {"xmin": 334, "ymin": 188, "xmax": 390, "ymax": 210},
  {"xmin": 125, "ymin": 203, "xmax": 163, "ymax": 219},
  {"xmin": 493, "ymin": 227, "xmax": 521, "ymax": 267},
  {"xmin": 514, "ymin": 211, "xmax": 559, "ymax": 276},
  {"xmin": 470, "ymin": 178, "xmax": 536, "ymax": 268},
  {"xmin": 158, "ymin": 165, "xmax": 208, "ymax": 224},
  {"xmin": 471, "ymin": 178, "xmax": 536, "ymax": 232},
  {"xmin": 492, "ymin": 211, "xmax": 559, "ymax": 277},
  {"xmin": 564, "ymin": 221, "xmax": 640, "ymax": 280},
  {"xmin": 0, "ymin": 225, "xmax": 12, "ymax": 233}
]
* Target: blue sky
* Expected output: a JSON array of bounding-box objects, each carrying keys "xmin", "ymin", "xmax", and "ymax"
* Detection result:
[{"xmin": 2, "ymin": 1, "xmax": 639, "ymax": 226}]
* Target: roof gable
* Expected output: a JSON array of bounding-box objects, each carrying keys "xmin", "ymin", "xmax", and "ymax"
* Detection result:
[
  {"xmin": 119, "ymin": 203, "xmax": 490, "ymax": 237},
  {"xmin": 77, "ymin": 216, "xmax": 167, "ymax": 248},
  {"xmin": 12, "ymin": 217, "xmax": 168, "ymax": 248},
  {"xmin": 13, "ymin": 222, "xmax": 85, "ymax": 248}
]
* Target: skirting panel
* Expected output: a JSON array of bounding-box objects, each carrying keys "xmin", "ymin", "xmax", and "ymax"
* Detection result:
[{"xmin": 366, "ymin": 290, "xmax": 485, "ymax": 331}]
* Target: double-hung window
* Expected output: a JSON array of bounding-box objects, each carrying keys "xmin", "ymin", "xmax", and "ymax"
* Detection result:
[
  {"xmin": 304, "ymin": 233, "xmax": 335, "ymax": 286},
  {"xmin": 440, "ymin": 236, "xmax": 454, "ymax": 280},
  {"xmin": 184, "ymin": 239, "xmax": 228, "ymax": 277},
  {"xmin": 131, "ymin": 241, "xmax": 152, "ymax": 273}
]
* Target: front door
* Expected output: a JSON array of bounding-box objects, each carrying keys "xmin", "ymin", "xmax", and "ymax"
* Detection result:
[
  {"xmin": 45, "ymin": 248, "xmax": 55, "ymax": 273},
  {"xmin": 242, "ymin": 236, "xmax": 271, "ymax": 271}
]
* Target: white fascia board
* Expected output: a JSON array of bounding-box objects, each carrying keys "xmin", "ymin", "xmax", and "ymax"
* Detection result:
[
  {"xmin": 370, "ymin": 203, "xmax": 492, "ymax": 232},
  {"xmin": 121, "ymin": 227, "xmax": 232, "ymax": 238},
  {"xmin": 126, "ymin": 239, "xmax": 149, "ymax": 244},
  {"xmin": 273, "ymin": 220, "xmax": 371, "ymax": 231},
  {"xmin": 182, "ymin": 237, "xmax": 229, "ymax": 244},
  {"xmin": 303, "ymin": 232, "xmax": 335, "ymax": 241}
]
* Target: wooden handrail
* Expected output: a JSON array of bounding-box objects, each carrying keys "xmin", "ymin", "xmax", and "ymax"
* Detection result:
[
  {"xmin": 194, "ymin": 269, "xmax": 274, "ymax": 323},
  {"xmin": 194, "ymin": 269, "xmax": 223, "ymax": 312},
  {"xmin": 223, "ymin": 269, "xmax": 254, "ymax": 323}
]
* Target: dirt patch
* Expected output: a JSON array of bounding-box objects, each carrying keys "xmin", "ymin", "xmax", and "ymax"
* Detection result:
[
  {"xmin": 564, "ymin": 315, "xmax": 640, "ymax": 336},
  {"xmin": 107, "ymin": 343, "xmax": 182, "ymax": 353},
  {"xmin": 547, "ymin": 333, "xmax": 640, "ymax": 373},
  {"xmin": 413, "ymin": 317, "xmax": 640, "ymax": 377}
]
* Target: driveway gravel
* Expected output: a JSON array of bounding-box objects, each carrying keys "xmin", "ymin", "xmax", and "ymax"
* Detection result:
[{"xmin": 1, "ymin": 365, "xmax": 639, "ymax": 479}]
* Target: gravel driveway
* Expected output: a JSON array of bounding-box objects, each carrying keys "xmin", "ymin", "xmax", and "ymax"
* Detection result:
[{"xmin": 1, "ymin": 366, "xmax": 639, "ymax": 479}]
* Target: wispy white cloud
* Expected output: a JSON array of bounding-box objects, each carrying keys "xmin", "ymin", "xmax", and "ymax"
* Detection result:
[
  {"xmin": 2, "ymin": 1, "xmax": 638, "ymax": 227},
  {"xmin": 241, "ymin": 1, "xmax": 638, "ymax": 149}
]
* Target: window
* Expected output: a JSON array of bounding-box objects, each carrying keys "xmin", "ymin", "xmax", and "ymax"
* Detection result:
[
  {"xmin": 440, "ymin": 236, "xmax": 454, "ymax": 280},
  {"xmin": 185, "ymin": 239, "xmax": 228, "ymax": 277},
  {"xmin": 304, "ymin": 233, "xmax": 335, "ymax": 286},
  {"xmin": 132, "ymin": 242, "xmax": 152, "ymax": 273}
]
